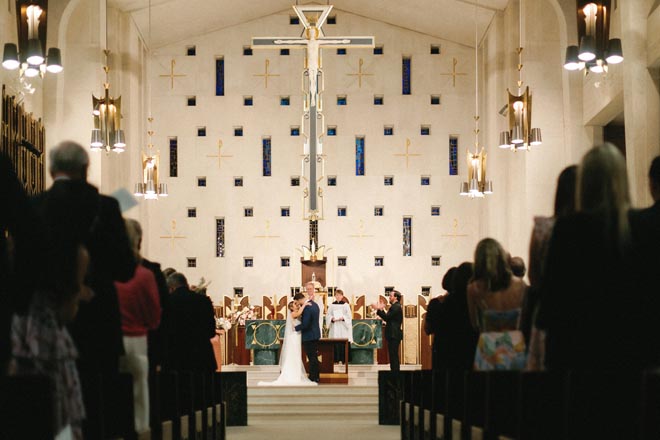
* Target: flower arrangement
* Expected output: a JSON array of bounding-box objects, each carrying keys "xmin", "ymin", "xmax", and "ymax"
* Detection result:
[
  {"xmin": 215, "ymin": 317, "xmax": 231, "ymax": 331},
  {"xmin": 230, "ymin": 305, "xmax": 255, "ymax": 326}
]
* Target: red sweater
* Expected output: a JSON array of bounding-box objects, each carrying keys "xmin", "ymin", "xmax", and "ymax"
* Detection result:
[{"xmin": 115, "ymin": 265, "xmax": 161, "ymax": 336}]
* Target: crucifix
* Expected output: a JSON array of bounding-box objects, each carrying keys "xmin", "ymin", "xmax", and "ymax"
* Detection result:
[
  {"xmin": 252, "ymin": 4, "xmax": 374, "ymax": 225},
  {"xmin": 440, "ymin": 57, "xmax": 467, "ymax": 88},
  {"xmin": 159, "ymin": 220, "xmax": 186, "ymax": 248},
  {"xmin": 159, "ymin": 59, "xmax": 186, "ymax": 90},
  {"xmin": 253, "ymin": 220, "xmax": 280, "ymax": 240},
  {"xmin": 346, "ymin": 58, "xmax": 373, "ymax": 88},
  {"xmin": 393, "ymin": 138, "xmax": 422, "ymax": 169},
  {"xmin": 253, "ymin": 59, "xmax": 279, "ymax": 88},
  {"xmin": 206, "ymin": 139, "xmax": 233, "ymax": 169},
  {"xmin": 349, "ymin": 220, "xmax": 374, "ymax": 240},
  {"xmin": 441, "ymin": 218, "xmax": 469, "ymax": 243}
]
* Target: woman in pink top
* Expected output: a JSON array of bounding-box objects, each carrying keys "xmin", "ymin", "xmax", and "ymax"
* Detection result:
[{"xmin": 115, "ymin": 219, "xmax": 160, "ymax": 434}]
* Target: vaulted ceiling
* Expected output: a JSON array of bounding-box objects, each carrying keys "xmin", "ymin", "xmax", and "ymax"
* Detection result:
[{"xmin": 109, "ymin": 0, "xmax": 509, "ymax": 50}]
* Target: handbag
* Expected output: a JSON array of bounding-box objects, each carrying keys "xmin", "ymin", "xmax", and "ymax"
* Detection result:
[{"xmin": 473, "ymin": 308, "xmax": 527, "ymax": 371}]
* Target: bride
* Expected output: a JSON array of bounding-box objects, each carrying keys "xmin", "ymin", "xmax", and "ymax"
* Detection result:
[{"xmin": 258, "ymin": 299, "xmax": 318, "ymax": 386}]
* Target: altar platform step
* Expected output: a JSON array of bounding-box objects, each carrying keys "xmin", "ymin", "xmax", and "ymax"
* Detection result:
[{"xmin": 247, "ymin": 385, "xmax": 379, "ymax": 425}]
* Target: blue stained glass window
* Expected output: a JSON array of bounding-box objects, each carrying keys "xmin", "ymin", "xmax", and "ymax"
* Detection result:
[
  {"xmin": 187, "ymin": 258, "xmax": 197, "ymax": 268},
  {"xmin": 421, "ymin": 176, "xmax": 431, "ymax": 185},
  {"xmin": 234, "ymin": 177, "xmax": 243, "ymax": 187},
  {"xmin": 216, "ymin": 218, "xmax": 225, "ymax": 257},
  {"xmin": 338, "ymin": 257, "xmax": 347, "ymax": 266},
  {"xmin": 197, "ymin": 177, "xmax": 206, "ymax": 187},
  {"xmin": 432, "ymin": 256, "xmax": 441, "ymax": 266},
  {"xmin": 431, "ymin": 45, "xmax": 441, "ymax": 55},
  {"xmin": 187, "ymin": 96, "xmax": 196, "ymax": 106},
  {"xmin": 215, "ymin": 58, "xmax": 224, "ymax": 96},
  {"xmin": 197, "ymin": 127, "xmax": 206, "ymax": 137},
  {"xmin": 449, "ymin": 136, "xmax": 458, "ymax": 175},
  {"xmin": 384, "ymin": 176, "xmax": 394, "ymax": 186},
  {"xmin": 402, "ymin": 57, "xmax": 412, "ymax": 95},
  {"xmin": 188, "ymin": 208, "xmax": 197, "ymax": 218},
  {"xmin": 290, "ymin": 127, "xmax": 300, "ymax": 136},
  {"xmin": 374, "ymin": 95, "xmax": 384, "ymax": 105},
  {"xmin": 280, "ymin": 49, "xmax": 290, "ymax": 55},
  {"xmin": 244, "ymin": 96, "xmax": 253, "ymax": 106},
  {"xmin": 374, "ymin": 206, "xmax": 384, "ymax": 216},
  {"xmin": 244, "ymin": 258, "xmax": 253, "ymax": 267},
  {"xmin": 327, "ymin": 126, "xmax": 337, "ymax": 136},
  {"xmin": 281, "ymin": 207, "xmax": 290, "ymax": 217},
  {"xmin": 243, "ymin": 46, "xmax": 253, "ymax": 56},
  {"xmin": 281, "ymin": 257, "xmax": 290, "ymax": 267},
  {"xmin": 244, "ymin": 207, "xmax": 253, "ymax": 217},
  {"xmin": 169, "ymin": 137, "xmax": 178, "ymax": 177},
  {"xmin": 375, "ymin": 257, "xmax": 384, "ymax": 266},
  {"xmin": 421, "ymin": 125, "xmax": 431, "ymax": 135},
  {"xmin": 337, "ymin": 207, "xmax": 347, "ymax": 216},
  {"xmin": 327, "ymin": 16, "xmax": 336, "ymax": 24},
  {"xmin": 374, "ymin": 46, "xmax": 384, "ymax": 55},
  {"xmin": 234, "ymin": 127, "xmax": 243, "ymax": 136},
  {"xmin": 431, "ymin": 95, "xmax": 441, "ymax": 105},
  {"xmin": 403, "ymin": 217, "xmax": 412, "ymax": 256},
  {"xmin": 384, "ymin": 126, "xmax": 394, "ymax": 136},
  {"xmin": 290, "ymin": 16, "xmax": 299, "ymax": 25},
  {"xmin": 280, "ymin": 96, "xmax": 290, "ymax": 106},
  {"xmin": 337, "ymin": 48, "xmax": 346, "ymax": 55},
  {"xmin": 327, "ymin": 176, "xmax": 337, "ymax": 186},
  {"xmin": 290, "ymin": 176, "xmax": 300, "ymax": 186},
  {"xmin": 187, "ymin": 46, "xmax": 196, "ymax": 56},
  {"xmin": 431, "ymin": 206, "xmax": 441, "ymax": 216},
  {"xmin": 337, "ymin": 96, "xmax": 347, "ymax": 106},
  {"xmin": 355, "ymin": 137, "xmax": 365, "ymax": 176},
  {"xmin": 262, "ymin": 137, "xmax": 272, "ymax": 176}
]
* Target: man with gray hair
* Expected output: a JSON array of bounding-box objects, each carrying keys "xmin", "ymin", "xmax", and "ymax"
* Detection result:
[{"xmin": 34, "ymin": 140, "xmax": 136, "ymax": 438}]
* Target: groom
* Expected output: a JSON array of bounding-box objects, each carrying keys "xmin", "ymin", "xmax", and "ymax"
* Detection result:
[{"xmin": 295, "ymin": 281, "xmax": 321, "ymax": 383}]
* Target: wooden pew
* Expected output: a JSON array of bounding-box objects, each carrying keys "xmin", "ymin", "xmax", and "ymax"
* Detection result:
[
  {"xmin": 103, "ymin": 373, "xmax": 137, "ymax": 440},
  {"xmin": 430, "ymin": 370, "xmax": 447, "ymax": 440},
  {"xmin": 445, "ymin": 369, "xmax": 465, "ymax": 440},
  {"xmin": 418, "ymin": 370, "xmax": 434, "ymax": 440},
  {"xmin": 159, "ymin": 371, "xmax": 182, "ymax": 440},
  {"xmin": 642, "ymin": 369, "xmax": 660, "ymax": 440},
  {"xmin": 212, "ymin": 372, "xmax": 227, "ymax": 439},
  {"xmin": 518, "ymin": 371, "xmax": 566, "ymax": 440},
  {"xmin": 0, "ymin": 375, "xmax": 54, "ymax": 440},
  {"xmin": 400, "ymin": 371, "xmax": 413, "ymax": 440},
  {"xmin": 483, "ymin": 371, "xmax": 519, "ymax": 440},
  {"xmin": 411, "ymin": 370, "xmax": 423, "ymax": 440},
  {"xmin": 462, "ymin": 371, "xmax": 486, "ymax": 440}
]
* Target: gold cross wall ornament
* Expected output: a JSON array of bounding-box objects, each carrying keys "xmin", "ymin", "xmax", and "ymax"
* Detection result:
[
  {"xmin": 346, "ymin": 58, "xmax": 373, "ymax": 88},
  {"xmin": 207, "ymin": 139, "xmax": 233, "ymax": 169},
  {"xmin": 349, "ymin": 220, "xmax": 374, "ymax": 239},
  {"xmin": 393, "ymin": 138, "xmax": 422, "ymax": 169},
  {"xmin": 441, "ymin": 218, "xmax": 468, "ymax": 240},
  {"xmin": 439, "ymin": 57, "xmax": 466, "ymax": 88},
  {"xmin": 253, "ymin": 220, "xmax": 280, "ymax": 240},
  {"xmin": 159, "ymin": 220, "xmax": 187, "ymax": 248},
  {"xmin": 159, "ymin": 59, "xmax": 187, "ymax": 90},
  {"xmin": 254, "ymin": 59, "xmax": 280, "ymax": 89}
]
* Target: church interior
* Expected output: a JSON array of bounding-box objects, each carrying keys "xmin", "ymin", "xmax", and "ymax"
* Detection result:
[{"xmin": 1, "ymin": 0, "xmax": 660, "ymax": 439}]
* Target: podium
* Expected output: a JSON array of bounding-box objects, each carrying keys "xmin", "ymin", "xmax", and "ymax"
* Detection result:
[{"xmin": 302, "ymin": 338, "xmax": 349, "ymax": 384}]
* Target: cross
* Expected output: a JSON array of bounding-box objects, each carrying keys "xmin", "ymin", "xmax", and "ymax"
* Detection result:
[
  {"xmin": 441, "ymin": 219, "xmax": 468, "ymax": 241},
  {"xmin": 159, "ymin": 59, "xmax": 186, "ymax": 90},
  {"xmin": 253, "ymin": 220, "xmax": 280, "ymax": 240},
  {"xmin": 206, "ymin": 139, "xmax": 233, "ymax": 169},
  {"xmin": 346, "ymin": 58, "xmax": 373, "ymax": 88},
  {"xmin": 253, "ymin": 59, "xmax": 279, "ymax": 89},
  {"xmin": 159, "ymin": 220, "xmax": 186, "ymax": 248},
  {"xmin": 393, "ymin": 138, "xmax": 422, "ymax": 169},
  {"xmin": 252, "ymin": 5, "xmax": 374, "ymax": 216},
  {"xmin": 349, "ymin": 220, "xmax": 374, "ymax": 240},
  {"xmin": 439, "ymin": 57, "xmax": 467, "ymax": 88}
]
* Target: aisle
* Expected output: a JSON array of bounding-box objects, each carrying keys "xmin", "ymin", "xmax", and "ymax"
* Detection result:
[{"xmin": 227, "ymin": 423, "xmax": 399, "ymax": 440}]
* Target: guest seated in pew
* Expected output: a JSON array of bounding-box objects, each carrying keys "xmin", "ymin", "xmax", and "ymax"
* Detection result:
[{"xmin": 442, "ymin": 262, "xmax": 479, "ymax": 370}]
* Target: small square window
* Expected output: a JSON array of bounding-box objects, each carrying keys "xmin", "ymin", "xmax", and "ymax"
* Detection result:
[
  {"xmin": 337, "ymin": 95, "xmax": 347, "ymax": 106},
  {"xmin": 337, "ymin": 48, "xmax": 346, "ymax": 55},
  {"xmin": 431, "ymin": 206, "xmax": 441, "ymax": 216},
  {"xmin": 187, "ymin": 258, "xmax": 197, "ymax": 268},
  {"xmin": 431, "ymin": 95, "xmax": 441, "ymax": 105},
  {"xmin": 337, "ymin": 206, "xmax": 347, "ymax": 217},
  {"xmin": 327, "ymin": 16, "xmax": 336, "ymax": 24},
  {"xmin": 422, "ymin": 286, "xmax": 432, "ymax": 296},
  {"xmin": 374, "ymin": 206, "xmax": 384, "ymax": 216},
  {"xmin": 187, "ymin": 96, "xmax": 196, "ymax": 106},
  {"xmin": 289, "ymin": 16, "xmax": 300, "ymax": 25},
  {"xmin": 234, "ymin": 287, "xmax": 244, "ymax": 297},
  {"xmin": 197, "ymin": 126, "xmax": 206, "ymax": 137},
  {"xmin": 187, "ymin": 208, "xmax": 197, "ymax": 218},
  {"xmin": 338, "ymin": 257, "xmax": 347, "ymax": 266},
  {"xmin": 421, "ymin": 176, "xmax": 431, "ymax": 186},
  {"xmin": 374, "ymin": 46, "xmax": 384, "ymax": 55},
  {"xmin": 234, "ymin": 177, "xmax": 243, "ymax": 187},
  {"xmin": 327, "ymin": 126, "xmax": 337, "ymax": 136},
  {"xmin": 290, "ymin": 176, "xmax": 300, "ymax": 186},
  {"xmin": 280, "ymin": 48, "xmax": 290, "ymax": 56},
  {"xmin": 290, "ymin": 126, "xmax": 300, "ymax": 136},
  {"xmin": 243, "ymin": 46, "xmax": 253, "ymax": 56},
  {"xmin": 234, "ymin": 127, "xmax": 243, "ymax": 136},
  {"xmin": 374, "ymin": 95, "xmax": 384, "ymax": 105},
  {"xmin": 375, "ymin": 256, "xmax": 384, "ymax": 267},
  {"xmin": 244, "ymin": 257, "xmax": 254, "ymax": 268},
  {"xmin": 280, "ymin": 96, "xmax": 290, "ymax": 106},
  {"xmin": 384, "ymin": 176, "xmax": 394, "ymax": 186},
  {"xmin": 281, "ymin": 257, "xmax": 290, "ymax": 267},
  {"xmin": 244, "ymin": 96, "xmax": 253, "ymax": 106},
  {"xmin": 327, "ymin": 176, "xmax": 337, "ymax": 186},
  {"xmin": 384, "ymin": 126, "xmax": 394, "ymax": 136},
  {"xmin": 281, "ymin": 207, "xmax": 290, "ymax": 217},
  {"xmin": 430, "ymin": 45, "xmax": 441, "ymax": 55},
  {"xmin": 421, "ymin": 125, "xmax": 431, "ymax": 135},
  {"xmin": 197, "ymin": 177, "xmax": 207, "ymax": 187},
  {"xmin": 244, "ymin": 207, "xmax": 254, "ymax": 217},
  {"xmin": 186, "ymin": 46, "xmax": 196, "ymax": 56},
  {"xmin": 432, "ymin": 256, "xmax": 442, "ymax": 266}
]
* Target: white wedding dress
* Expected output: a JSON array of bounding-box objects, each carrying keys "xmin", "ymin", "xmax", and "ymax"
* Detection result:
[{"xmin": 258, "ymin": 314, "xmax": 318, "ymax": 386}]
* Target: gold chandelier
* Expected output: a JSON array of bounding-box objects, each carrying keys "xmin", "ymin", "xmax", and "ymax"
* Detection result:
[
  {"xmin": 134, "ymin": 117, "xmax": 167, "ymax": 199},
  {"xmin": 90, "ymin": 50, "xmax": 126, "ymax": 153}
]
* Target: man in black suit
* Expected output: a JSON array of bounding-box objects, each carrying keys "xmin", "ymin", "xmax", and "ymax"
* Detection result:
[
  {"xmin": 34, "ymin": 141, "xmax": 136, "ymax": 438},
  {"xmin": 374, "ymin": 290, "xmax": 403, "ymax": 372},
  {"xmin": 162, "ymin": 272, "xmax": 217, "ymax": 372},
  {"xmin": 295, "ymin": 283, "xmax": 321, "ymax": 382}
]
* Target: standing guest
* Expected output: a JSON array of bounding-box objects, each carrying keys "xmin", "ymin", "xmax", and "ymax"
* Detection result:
[
  {"xmin": 442, "ymin": 262, "xmax": 479, "ymax": 370},
  {"xmin": 326, "ymin": 289, "xmax": 352, "ymax": 364},
  {"xmin": 115, "ymin": 219, "xmax": 161, "ymax": 434},
  {"xmin": 373, "ymin": 291, "xmax": 403, "ymax": 372},
  {"xmin": 468, "ymin": 238, "xmax": 527, "ymax": 370},
  {"xmin": 424, "ymin": 267, "xmax": 456, "ymax": 371},
  {"xmin": 509, "ymin": 257, "xmax": 526, "ymax": 278},
  {"xmin": 295, "ymin": 282, "xmax": 321, "ymax": 382},
  {"xmin": 162, "ymin": 273, "xmax": 217, "ymax": 372},
  {"xmin": 32, "ymin": 141, "xmax": 136, "ymax": 438},
  {"xmin": 162, "ymin": 267, "xmax": 176, "ymax": 279}
]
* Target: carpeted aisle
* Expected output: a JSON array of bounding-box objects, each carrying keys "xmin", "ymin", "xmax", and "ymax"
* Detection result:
[{"xmin": 227, "ymin": 423, "xmax": 399, "ymax": 440}]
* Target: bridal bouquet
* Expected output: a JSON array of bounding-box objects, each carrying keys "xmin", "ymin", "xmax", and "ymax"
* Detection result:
[
  {"xmin": 216, "ymin": 317, "xmax": 231, "ymax": 331},
  {"xmin": 230, "ymin": 305, "xmax": 255, "ymax": 326}
]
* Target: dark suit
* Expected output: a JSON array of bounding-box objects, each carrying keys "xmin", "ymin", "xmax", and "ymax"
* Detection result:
[
  {"xmin": 377, "ymin": 301, "xmax": 403, "ymax": 371},
  {"xmin": 295, "ymin": 300, "xmax": 320, "ymax": 381},
  {"xmin": 162, "ymin": 286, "xmax": 217, "ymax": 372}
]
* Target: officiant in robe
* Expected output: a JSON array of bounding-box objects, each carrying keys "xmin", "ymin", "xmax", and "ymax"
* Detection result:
[{"xmin": 326, "ymin": 290, "xmax": 352, "ymax": 364}]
